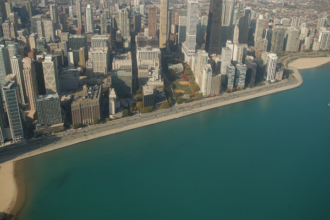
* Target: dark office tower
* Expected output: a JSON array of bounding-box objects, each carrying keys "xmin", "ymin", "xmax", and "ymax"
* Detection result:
[
  {"xmin": 238, "ymin": 9, "xmax": 250, "ymax": 44},
  {"xmin": 245, "ymin": 58, "xmax": 257, "ymax": 87},
  {"xmin": 205, "ymin": 0, "xmax": 222, "ymax": 55},
  {"xmin": 148, "ymin": 6, "xmax": 157, "ymax": 38}
]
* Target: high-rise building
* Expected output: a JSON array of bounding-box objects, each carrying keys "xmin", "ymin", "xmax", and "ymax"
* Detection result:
[
  {"xmin": 100, "ymin": 13, "xmax": 107, "ymax": 35},
  {"xmin": 90, "ymin": 48, "xmax": 109, "ymax": 75},
  {"xmin": 238, "ymin": 8, "xmax": 250, "ymax": 44},
  {"xmin": 195, "ymin": 50, "xmax": 209, "ymax": 85},
  {"xmin": 24, "ymin": 1, "xmax": 32, "ymax": 19},
  {"xmin": 3, "ymin": 81, "xmax": 26, "ymax": 141},
  {"xmin": 318, "ymin": 31, "xmax": 330, "ymax": 50},
  {"xmin": 22, "ymin": 57, "xmax": 39, "ymax": 110},
  {"xmin": 200, "ymin": 64, "xmax": 212, "ymax": 96},
  {"xmin": 91, "ymin": 35, "xmax": 111, "ymax": 48},
  {"xmin": 118, "ymin": 8, "xmax": 130, "ymax": 37},
  {"xmin": 2, "ymin": 20, "xmax": 11, "ymax": 39},
  {"xmin": 286, "ymin": 27, "xmax": 299, "ymax": 52},
  {"xmin": 182, "ymin": 0, "xmax": 198, "ymax": 63},
  {"xmin": 0, "ymin": 45, "xmax": 10, "ymax": 96},
  {"xmin": 255, "ymin": 18, "xmax": 265, "ymax": 41},
  {"xmin": 42, "ymin": 55, "xmax": 60, "ymax": 95},
  {"xmin": 221, "ymin": 0, "xmax": 234, "ymax": 45},
  {"xmin": 159, "ymin": 0, "xmax": 169, "ymax": 48},
  {"xmin": 5, "ymin": 2, "xmax": 12, "ymax": 18},
  {"xmin": 266, "ymin": 53, "xmax": 278, "ymax": 81},
  {"xmin": 178, "ymin": 16, "xmax": 187, "ymax": 45},
  {"xmin": 148, "ymin": 6, "xmax": 157, "ymax": 38},
  {"xmin": 205, "ymin": 0, "xmax": 222, "ymax": 55},
  {"xmin": 221, "ymin": 47, "xmax": 232, "ymax": 75},
  {"xmin": 234, "ymin": 63, "xmax": 247, "ymax": 88},
  {"xmin": 59, "ymin": 12, "xmax": 67, "ymax": 31},
  {"xmin": 85, "ymin": 4, "xmax": 94, "ymax": 34},
  {"xmin": 11, "ymin": 55, "xmax": 27, "ymax": 105},
  {"xmin": 270, "ymin": 26, "xmax": 285, "ymax": 52},
  {"xmin": 226, "ymin": 64, "xmax": 235, "ymax": 89},
  {"xmin": 317, "ymin": 17, "xmax": 327, "ymax": 29},
  {"xmin": 76, "ymin": 0, "xmax": 82, "ymax": 29},
  {"xmin": 245, "ymin": 58, "xmax": 257, "ymax": 87},
  {"xmin": 29, "ymin": 34, "xmax": 37, "ymax": 51},
  {"xmin": 50, "ymin": 4, "xmax": 58, "ymax": 25},
  {"xmin": 304, "ymin": 36, "xmax": 312, "ymax": 50},
  {"xmin": 291, "ymin": 17, "xmax": 300, "ymax": 27},
  {"xmin": 36, "ymin": 94, "xmax": 62, "ymax": 126},
  {"xmin": 42, "ymin": 19, "xmax": 55, "ymax": 42}
]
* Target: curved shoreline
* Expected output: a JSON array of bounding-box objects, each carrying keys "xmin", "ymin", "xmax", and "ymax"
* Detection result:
[{"xmin": 1, "ymin": 57, "xmax": 329, "ymax": 219}]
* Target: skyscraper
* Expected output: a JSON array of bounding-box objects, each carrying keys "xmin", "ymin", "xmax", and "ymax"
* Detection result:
[
  {"xmin": 42, "ymin": 19, "xmax": 55, "ymax": 42},
  {"xmin": 270, "ymin": 27, "xmax": 285, "ymax": 52},
  {"xmin": 317, "ymin": 17, "xmax": 327, "ymax": 29},
  {"xmin": 195, "ymin": 50, "xmax": 209, "ymax": 85},
  {"xmin": 118, "ymin": 8, "xmax": 130, "ymax": 37},
  {"xmin": 3, "ymin": 81, "xmax": 26, "ymax": 141},
  {"xmin": 185, "ymin": 0, "xmax": 198, "ymax": 51},
  {"xmin": 42, "ymin": 55, "xmax": 60, "ymax": 95},
  {"xmin": 0, "ymin": 45, "xmax": 10, "ymax": 96},
  {"xmin": 221, "ymin": 0, "xmax": 234, "ymax": 45},
  {"xmin": 291, "ymin": 17, "xmax": 300, "ymax": 28},
  {"xmin": 221, "ymin": 47, "xmax": 232, "ymax": 75},
  {"xmin": 255, "ymin": 18, "xmax": 265, "ymax": 41},
  {"xmin": 86, "ymin": 4, "xmax": 94, "ymax": 34},
  {"xmin": 234, "ymin": 63, "xmax": 247, "ymax": 89},
  {"xmin": 22, "ymin": 57, "xmax": 39, "ymax": 110},
  {"xmin": 148, "ymin": 6, "xmax": 157, "ymax": 38},
  {"xmin": 11, "ymin": 55, "xmax": 27, "ymax": 105},
  {"xmin": 200, "ymin": 64, "xmax": 212, "ymax": 96},
  {"xmin": 178, "ymin": 16, "xmax": 187, "ymax": 45},
  {"xmin": 182, "ymin": 0, "xmax": 198, "ymax": 63},
  {"xmin": 205, "ymin": 0, "xmax": 222, "ymax": 55},
  {"xmin": 266, "ymin": 53, "xmax": 278, "ymax": 81},
  {"xmin": 159, "ymin": 0, "xmax": 169, "ymax": 48},
  {"xmin": 285, "ymin": 27, "xmax": 299, "ymax": 52},
  {"xmin": 245, "ymin": 58, "xmax": 257, "ymax": 87},
  {"xmin": 50, "ymin": 4, "xmax": 58, "ymax": 25},
  {"xmin": 76, "ymin": 0, "xmax": 82, "ymax": 30},
  {"xmin": 318, "ymin": 31, "xmax": 330, "ymax": 50}
]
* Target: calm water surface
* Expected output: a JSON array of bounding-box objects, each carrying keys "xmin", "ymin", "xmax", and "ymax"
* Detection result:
[{"xmin": 18, "ymin": 65, "xmax": 330, "ymax": 219}]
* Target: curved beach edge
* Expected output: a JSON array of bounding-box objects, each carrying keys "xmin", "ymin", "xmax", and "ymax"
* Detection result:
[{"xmin": 1, "ymin": 57, "xmax": 330, "ymax": 219}]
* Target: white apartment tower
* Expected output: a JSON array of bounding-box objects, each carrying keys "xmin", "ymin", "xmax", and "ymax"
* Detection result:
[
  {"xmin": 221, "ymin": 47, "xmax": 232, "ymax": 75},
  {"xmin": 266, "ymin": 53, "xmax": 278, "ymax": 81},
  {"xmin": 200, "ymin": 64, "xmax": 212, "ymax": 96},
  {"xmin": 86, "ymin": 4, "xmax": 94, "ymax": 34}
]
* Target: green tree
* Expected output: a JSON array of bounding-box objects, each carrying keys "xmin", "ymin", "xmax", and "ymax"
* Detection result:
[
  {"xmin": 122, "ymin": 109, "xmax": 129, "ymax": 117},
  {"xmin": 168, "ymin": 97, "xmax": 173, "ymax": 106},
  {"xmin": 93, "ymin": 118, "xmax": 100, "ymax": 124},
  {"xmin": 136, "ymin": 94, "xmax": 143, "ymax": 101},
  {"xmin": 176, "ymin": 97, "xmax": 183, "ymax": 104},
  {"xmin": 136, "ymin": 89, "xmax": 142, "ymax": 94},
  {"xmin": 159, "ymin": 102, "xmax": 170, "ymax": 109},
  {"xmin": 72, "ymin": 123, "xmax": 83, "ymax": 129},
  {"xmin": 105, "ymin": 117, "xmax": 110, "ymax": 122},
  {"xmin": 136, "ymin": 101, "xmax": 143, "ymax": 110}
]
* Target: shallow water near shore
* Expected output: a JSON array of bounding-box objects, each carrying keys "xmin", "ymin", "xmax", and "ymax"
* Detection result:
[{"xmin": 17, "ymin": 65, "xmax": 330, "ymax": 220}]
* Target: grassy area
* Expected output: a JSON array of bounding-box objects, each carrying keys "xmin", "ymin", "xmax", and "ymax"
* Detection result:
[{"xmin": 173, "ymin": 81, "xmax": 192, "ymax": 94}]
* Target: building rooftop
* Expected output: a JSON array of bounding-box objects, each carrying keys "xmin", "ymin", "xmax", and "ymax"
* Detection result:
[
  {"xmin": 143, "ymin": 85, "xmax": 154, "ymax": 96},
  {"xmin": 36, "ymin": 93, "xmax": 60, "ymax": 101},
  {"xmin": 72, "ymin": 85, "xmax": 101, "ymax": 104}
]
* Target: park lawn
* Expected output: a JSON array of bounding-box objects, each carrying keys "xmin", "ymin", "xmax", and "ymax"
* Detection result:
[{"xmin": 173, "ymin": 81, "xmax": 192, "ymax": 94}]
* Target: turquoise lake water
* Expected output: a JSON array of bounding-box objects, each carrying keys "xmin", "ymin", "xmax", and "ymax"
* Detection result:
[{"xmin": 18, "ymin": 65, "xmax": 330, "ymax": 220}]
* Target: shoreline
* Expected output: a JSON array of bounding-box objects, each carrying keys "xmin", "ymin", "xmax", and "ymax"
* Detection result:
[{"xmin": 1, "ymin": 57, "xmax": 329, "ymax": 219}]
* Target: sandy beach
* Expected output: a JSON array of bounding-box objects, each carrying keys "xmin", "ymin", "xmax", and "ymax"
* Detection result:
[{"xmin": 0, "ymin": 56, "xmax": 329, "ymax": 218}]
